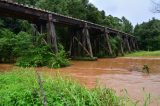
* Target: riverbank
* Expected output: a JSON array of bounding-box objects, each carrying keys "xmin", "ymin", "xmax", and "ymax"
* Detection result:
[
  {"xmin": 125, "ymin": 51, "xmax": 160, "ymax": 57},
  {"xmin": 0, "ymin": 68, "xmax": 136, "ymax": 106}
]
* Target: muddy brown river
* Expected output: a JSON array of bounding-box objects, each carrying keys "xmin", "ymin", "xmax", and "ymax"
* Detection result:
[{"xmin": 0, "ymin": 57, "xmax": 160, "ymax": 105}]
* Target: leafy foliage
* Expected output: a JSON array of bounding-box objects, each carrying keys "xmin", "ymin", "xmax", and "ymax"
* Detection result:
[
  {"xmin": 15, "ymin": 0, "xmax": 133, "ymax": 33},
  {"xmin": 0, "ymin": 69, "xmax": 137, "ymax": 106},
  {"xmin": 121, "ymin": 16, "xmax": 133, "ymax": 34},
  {"xmin": 0, "ymin": 69, "xmax": 40, "ymax": 105},
  {"xmin": 15, "ymin": 37, "xmax": 70, "ymax": 68},
  {"xmin": 16, "ymin": 45, "xmax": 52, "ymax": 67},
  {"xmin": 48, "ymin": 44, "xmax": 70, "ymax": 68},
  {"xmin": 134, "ymin": 18, "xmax": 160, "ymax": 51},
  {"xmin": 109, "ymin": 36, "xmax": 122, "ymax": 56},
  {"xmin": 0, "ymin": 27, "xmax": 69, "ymax": 68},
  {"xmin": 0, "ymin": 28, "xmax": 16, "ymax": 62}
]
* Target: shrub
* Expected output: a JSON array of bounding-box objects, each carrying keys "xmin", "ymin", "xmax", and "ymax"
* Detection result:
[
  {"xmin": 16, "ymin": 45, "xmax": 51, "ymax": 67},
  {"xmin": 16, "ymin": 44, "xmax": 70, "ymax": 68},
  {"xmin": 0, "ymin": 28, "xmax": 70, "ymax": 68},
  {"xmin": 47, "ymin": 44, "xmax": 70, "ymax": 68},
  {"xmin": 0, "ymin": 28, "xmax": 16, "ymax": 62}
]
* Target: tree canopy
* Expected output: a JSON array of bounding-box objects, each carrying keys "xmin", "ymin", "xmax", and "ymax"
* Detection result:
[
  {"xmin": 15, "ymin": 0, "xmax": 133, "ymax": 34},
  {"xmin": 134, "ymin": 18, "xmax": 160, "ymax": 51}
]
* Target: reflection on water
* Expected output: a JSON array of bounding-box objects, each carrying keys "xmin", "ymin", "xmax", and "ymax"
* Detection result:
[{"xmin": 0, "ymin": 57, "xmax": 160, "ymax": 105}]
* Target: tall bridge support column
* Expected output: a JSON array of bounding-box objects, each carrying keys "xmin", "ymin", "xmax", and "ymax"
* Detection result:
[
  {"xmin": 135, "ymin": 39, "xmax": 139, "ymax": 50},
  {"xmin": 130, "ymin": 37, "xmax": 136, "ymax": 51},
  {"xmin": 119, "ymin": 34, "xmax": 124, "ymax": 55},
  {"xmin": 68, "ymin": 28, "xmax": 74, "ymax": 57},
  {"xmin": 31, "ymin": 24, "xmax": 38, "ymax": 44},
  {"xmin": 125, "ymin": 36, "xmax": 131, "ymax": 53},
  {"xmin": 129, "ymin": 37, "xmax": 134, "ymax": 52},
  {"xmin": 104, "ymin": 28, "xmax": 113, "ymax": 55},
  {"xmin": 128, "ymin": 37, "xmax": 132, "ymax": 52},
  {"xmin": 133, "ymin": 38, "xmax": 138, "ymax": 51},
  {"xmin": 122, "ymin": 36, "xmax": 127, "ymax": 53},
  {"xmin": 83, "ymin": 23, "xmax": 93, "ymax": 58},
  {"xmin": 69, "ymin": 28, "xmax": 82, "ymax": 57},
  {"xmin": 69, "ymin": 24, "xmax": 93, "ymax": 58},
  {"xmin": 47, "ymin": 14, "xmax": 58, "ymax": 53},
  {"xmin": 82, "ymin": 28, "xmax": 87, "ymax": 56}
]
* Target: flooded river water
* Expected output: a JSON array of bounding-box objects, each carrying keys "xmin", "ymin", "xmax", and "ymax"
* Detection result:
[{"xmin": 0, "ymin": 57, "xmax": 160, "ymax": 105}]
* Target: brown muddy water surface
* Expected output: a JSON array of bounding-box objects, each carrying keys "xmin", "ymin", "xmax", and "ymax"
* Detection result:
[{"xmin": 0, "ymin": 57, "xmax": 160, "ymax": 105}]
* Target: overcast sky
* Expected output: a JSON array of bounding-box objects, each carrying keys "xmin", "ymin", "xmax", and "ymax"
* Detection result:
[{"xmin": 89, "ymin": 0, "xmax": 160, "ymax": 26}]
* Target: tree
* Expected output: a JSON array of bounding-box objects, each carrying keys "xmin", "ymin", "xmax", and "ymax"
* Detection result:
[
  {"xmin": 36, "ymin": 0, "xmax": 69, "ymax": 15},
  {"xmin": 67, "ymin": 0, "xmax": 88, "ymax": 19},
  {"xmin": 86, "ymin": 4, "xmax": 103, "ymax": 24},
  {"xmin": 16, "ymin": 0, "xmax": 38, "ymax": 6},
  {"xmin": 121, "ymin": 16, "xmax": 133, "ymax": 34},
  {"xmin": 134, "ymin": 18, "xmax": 160, "ymax": 51},
  {"xmin": 102, "ymin": 15, "xmax": 122, "ymax": 30}
]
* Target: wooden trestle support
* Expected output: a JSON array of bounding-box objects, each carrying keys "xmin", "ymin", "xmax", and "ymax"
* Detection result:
[
  {"xmin": 34, "ymin": 19, "xmax": 138, "ymax": 58},
  {"xmin": 0, "ymin": 1, "xmax": 139, "ymax": 58},
  {"xmin": 47, "ymin": 14, "xmax": 58, "ymax": 53},
  {"xmin": 104, "ymin": 28, "xmax": 113, "ymax": 55},
  {"xmin": 36, "ymin": 21, "xmax": 138, "ymax": 58},
  {"xmin": 69, "ymin": 23, "xmax": 93, "ymax": 58}
]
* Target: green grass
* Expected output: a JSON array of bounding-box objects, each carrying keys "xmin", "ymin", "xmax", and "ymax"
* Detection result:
[
  {"xmin": 125, "ymin": 51, "xmax": 160, "ymax": 57},
  {"xmin": 0, "ymin": 68, "xmax": 147, "ymax": 106}
]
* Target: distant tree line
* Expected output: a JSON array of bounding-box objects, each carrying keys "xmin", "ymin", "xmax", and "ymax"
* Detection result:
[
  {"xmin": 134, "ymin": 0, "xmax": 160, "ymax": 51},
  {"xmin": 134, "ymin": 18, "xmax": 160, "ymax": 51}
]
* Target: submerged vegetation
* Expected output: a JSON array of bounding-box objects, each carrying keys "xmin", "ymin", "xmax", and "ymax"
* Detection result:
[
  {"xmin": 142, "ymin": 65, "xmax": 150, "ymax": 74},
  {"xmin": 0, "ymin": 68, "xmax": 145, "ymax": 106}
]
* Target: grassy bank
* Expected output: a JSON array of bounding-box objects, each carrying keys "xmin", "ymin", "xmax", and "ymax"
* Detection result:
[
  {"xmin": 0, "ymin": 68, "xmax": 139, "ymax": 106},
  {"xmin": 125, "ymin": 51, "xmax": 160, "ymax": 57}
]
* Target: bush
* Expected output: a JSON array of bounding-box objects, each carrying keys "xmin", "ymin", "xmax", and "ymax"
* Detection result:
[
  {"xmin": 47, "ymin": 44, "xmax": 70, "ymax": 68},
  {"xmin": 16, "ymin": 44, "xmax": 70, "ymax": 68},
  {"xmin": 0, "ymin": 28, "xmax": 70, "ymax": 68},
  {"xmin": 109, "ymin": 36, "xmax": 121, "ymax": 56},
  {"xmin": 16, "ymin": 45, "xmax": 52, "ymax": 67},
  {"xmin": 0, "ymin": 69, "xmax": 136, "ymax": 106},
  {"xmin": 0, "ymin": 28, "xmax": 16, "ymax": 62}
]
